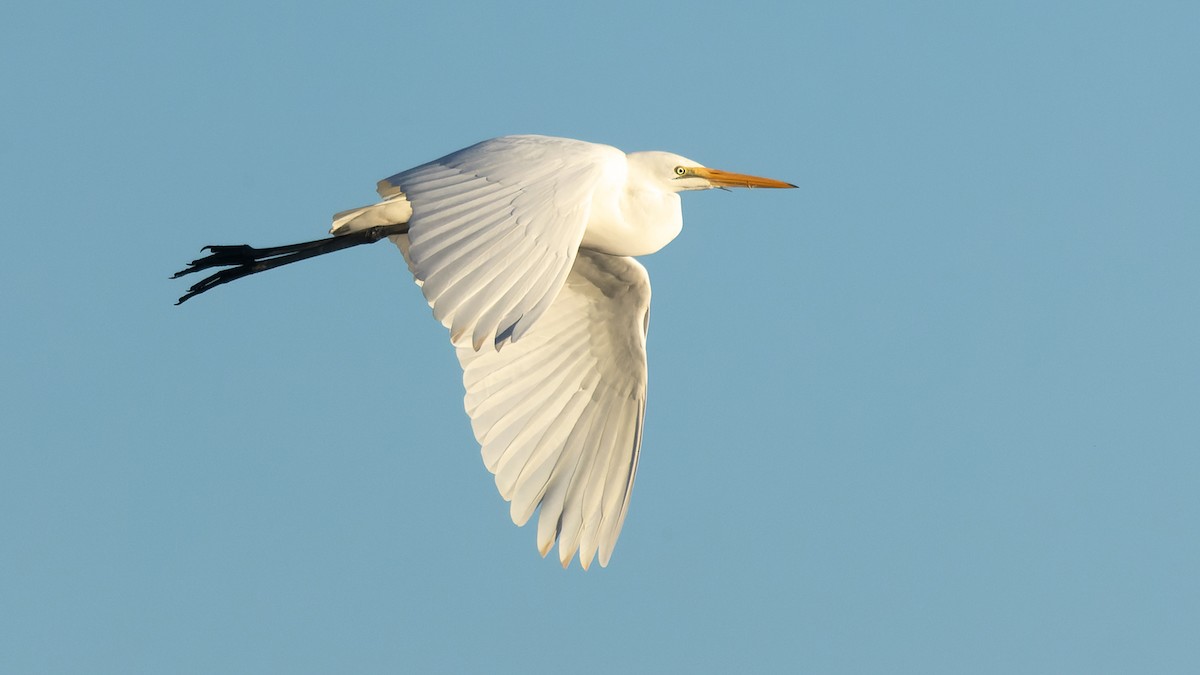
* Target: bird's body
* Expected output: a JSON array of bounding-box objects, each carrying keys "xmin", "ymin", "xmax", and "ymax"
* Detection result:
[
  {"xmin": 175, "ymin": 134, "xmax": 794, "ymax": 569},
  {"xmin": 337, "ymin": 136, "xmax": 688, "ymax": 256}
]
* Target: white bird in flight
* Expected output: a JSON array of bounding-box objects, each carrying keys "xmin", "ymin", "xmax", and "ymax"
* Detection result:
[{"xmin": 175, "ymin": 134, "xmax": 795, "ymax": 569}]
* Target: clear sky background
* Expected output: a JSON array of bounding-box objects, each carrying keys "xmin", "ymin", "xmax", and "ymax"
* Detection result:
[{"xmin": 3, "ymin": 2, "xmax": 1197, "ymax": 673}]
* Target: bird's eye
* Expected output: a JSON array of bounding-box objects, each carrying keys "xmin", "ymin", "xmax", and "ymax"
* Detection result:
[{"xmin": 674, "ymin": 166, "xmax": 687, "ymax": 176}]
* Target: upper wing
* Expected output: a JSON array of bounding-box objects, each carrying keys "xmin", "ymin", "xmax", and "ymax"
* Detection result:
[
  {"xmin": 379, "ymin": 135, "xmax": 626, "ymax": 350},
  {"xmin": 455, "ymin": 250, "xmax": 651, "ymax": 569}
]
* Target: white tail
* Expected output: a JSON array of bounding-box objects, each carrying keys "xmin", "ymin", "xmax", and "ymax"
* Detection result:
[{"xmin": 330, "ymin": 195, "xmax": 413, "ymax": 235}]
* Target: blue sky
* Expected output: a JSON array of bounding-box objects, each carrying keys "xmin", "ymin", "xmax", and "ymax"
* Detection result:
[{"xmin": 3, "ymin": 1, "xmax": 1198, "ymax": 672}]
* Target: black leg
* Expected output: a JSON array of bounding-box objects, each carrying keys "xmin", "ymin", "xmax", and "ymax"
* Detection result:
[{"xmin": 173, "ymin": 223, "xmax": 409, "ymax": 304}]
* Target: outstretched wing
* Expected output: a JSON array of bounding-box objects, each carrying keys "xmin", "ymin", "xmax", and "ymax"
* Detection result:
[
  {"xmin": 379, "ymin": 135, "xmax": 626, "ymax": 350},
  {"xmin": 455, "ymin": 250, "xmax": 651, "ymax": 569}
]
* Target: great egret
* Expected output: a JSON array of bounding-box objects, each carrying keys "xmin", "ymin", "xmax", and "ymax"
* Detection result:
[{"xmin": 175, "ymin": 134, "xmax": 795, "ymax": 569}]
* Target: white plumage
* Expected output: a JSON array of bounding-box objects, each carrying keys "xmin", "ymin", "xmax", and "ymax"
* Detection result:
[
  {"xmin": 458, "ymin": 250, "xmax": 649, "ymax": 568},
  {"xmin": 177, "ymin": 134, "xmax": 794, "ymax": 569}
]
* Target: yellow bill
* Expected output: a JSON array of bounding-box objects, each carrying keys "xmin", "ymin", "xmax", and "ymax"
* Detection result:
[{"xmin": 692, "ymin": 167, "xmax": 797, "ymax": 189}]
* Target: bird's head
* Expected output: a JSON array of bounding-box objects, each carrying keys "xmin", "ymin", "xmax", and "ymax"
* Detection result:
[{"xmin": 627, "ymin": 151, "xmax": 797, "ymax": 193}]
